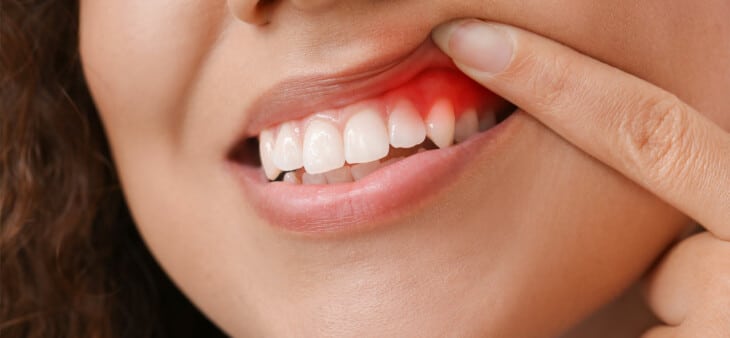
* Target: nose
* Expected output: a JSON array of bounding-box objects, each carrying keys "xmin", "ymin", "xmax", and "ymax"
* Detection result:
[{"xmin": 228, "ymin": 0, "xmax": 338, "ymax": 25}]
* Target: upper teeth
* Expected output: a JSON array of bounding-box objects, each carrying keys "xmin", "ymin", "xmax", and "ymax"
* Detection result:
[
  {"xmin": 272, "ymin": 122, "xmax": 304, "ymax": 172},
  {"xmin": 258, "ymin": 129, "xmax": 281, "ymax": 180},
  {"xmin": 343, "ymin": 102, "xmax": 391, "ymax": 164},
  {"xmin": 388, "ymin": 99, "xmax": 426, "ymax": 148},
  {"xmin": 425, "ymin": 99, "xmax": 456, "ymax": 149},
  {"xmin": 454, "ymin": 108, "xmax": 479, "ymax": 143},
  {"xmin": 303, "ymin": 119, "xmax": 345, "ymax": 174},
  {"xmin": 258, "ymin": 97, "xmax": 496, "ymax": 181}
]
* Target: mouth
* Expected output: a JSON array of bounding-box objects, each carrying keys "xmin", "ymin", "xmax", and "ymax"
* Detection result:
[{"xmin": 227, "ymin": 37, "xmax": 519, "ymax": 234}]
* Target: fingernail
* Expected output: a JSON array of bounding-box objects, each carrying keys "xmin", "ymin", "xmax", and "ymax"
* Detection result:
[{"xmin": 432, "ymin": 20, "xmax": 514, "ymax": 75}]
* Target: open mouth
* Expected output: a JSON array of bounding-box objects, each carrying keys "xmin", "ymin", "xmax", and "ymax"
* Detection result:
[
  {"xmin": 226, "ymin": 38, "xmax": 519, "ymax": 233},
  {"xmin": 236, "ymin": 68, "xmax": 513, "ymax": 184}
]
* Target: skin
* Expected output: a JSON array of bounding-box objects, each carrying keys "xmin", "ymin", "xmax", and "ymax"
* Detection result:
[
  {"xmin": 432, "ymin": 19, "xmax": 730, "ymax": 337},
  {"xmin": 78, "ymin": 1, "xmax": 730, "ymax": 337}
]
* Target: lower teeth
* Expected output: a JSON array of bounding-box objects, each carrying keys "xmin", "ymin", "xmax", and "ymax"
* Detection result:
[{"xmin": 273, "ymin": 148, "xmax": 418, "ymax": 184}]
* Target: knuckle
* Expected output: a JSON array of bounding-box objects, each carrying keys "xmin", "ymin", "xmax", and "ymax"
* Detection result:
[
  {"xmin": 641, "ymin": 326, "xmax": 674, "ymax": 338},
  {"xmin": 618, "ymin": 94, "xmax": 693, "ymax": 188},
  {"xmin": 509, "ymin": 50, "xmax": 578, "ymax": 115}
]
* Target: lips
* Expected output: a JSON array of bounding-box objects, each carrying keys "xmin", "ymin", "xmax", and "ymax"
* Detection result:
[
  {"xmin": 227, "ymin": 37, "xmax": 517, "ymax": 234},
  {"xmin": 242, "ymin": 39, "xmax": 455, "ymax": 137}
]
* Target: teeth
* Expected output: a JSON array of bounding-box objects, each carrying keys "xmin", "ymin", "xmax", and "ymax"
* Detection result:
[
  {"xmin": 350, "ymin": 161, "xmax": 381, "ymax": 180},
  {"xmin": 454, "ymin": 109, "xmax": 479, "ymax": 143},
  {"xmin": 283, "ymin": 172, "xmax": 300, "ymax": 184},
  {"xmin": 344, "ymin": 105, "xmax": 390, "ymax": 164},
  {"xmin": 260, "ymin": 96, "xmax": 503, "ymax": 183},
  {"xmin": 302, "ymin": 172, "xmax": 327, "ymax": 185},
  {"xmin": 425, "ymin": 99, "xmax": 455, "ymax": 149},
  {"xmin": 258, "ymin": 129, "xmax": 282, "ymax": 180},
  {"xmin": 479, "ymin": 109, "xmax": 497, "ymax": 132},
  {"xmin": 272, "ymin": 122, "xmax": 304, "ymax": 171},
  {"xmin": 324, "ymin": 166, "xmax": 353, "ymax": 184},
  {"xmin": 388, "ymin": 100, "xmax": 426, "ymax": 149},
  {"xmin": 302, "ymin": 119, "xmax": 345, "ymax": 174}
]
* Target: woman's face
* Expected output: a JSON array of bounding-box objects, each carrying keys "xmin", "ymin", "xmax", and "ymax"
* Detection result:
[{"xmin": 79, "ymin": 1, "xmax": 730, "ymax": 336}]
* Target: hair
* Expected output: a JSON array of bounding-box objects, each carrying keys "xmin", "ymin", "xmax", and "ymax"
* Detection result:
[{"xmin": 0, "ymin": 1, "xmax": 224, "ymax": 337}]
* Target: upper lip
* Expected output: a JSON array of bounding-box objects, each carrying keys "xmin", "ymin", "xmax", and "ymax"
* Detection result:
[{"xmin": 241, "ymin": 37, "xmax": 455, "ymax": 138}]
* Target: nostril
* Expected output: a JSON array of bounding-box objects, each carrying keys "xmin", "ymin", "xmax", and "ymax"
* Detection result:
[{"xmin": 228, "ymin": 0, "xmax": 276, "ymax": 25}]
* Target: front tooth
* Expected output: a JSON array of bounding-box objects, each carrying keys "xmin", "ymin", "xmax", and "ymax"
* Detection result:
[
  {"xmin": 454, "ymin": 109, "xmax": 479, "ymax": 143},
  {"xmin": 350, "ymin": 161, "xmax": 381, "ymax": 181},
  {"xmin": 425, "ymin": 99, "xmax": 455, "ymax": 149},
  {"xmin": 344, "ymin": 105, "xmax": 390, "ymax": 164},
  {"xmin": 302, "ymin": 119, "xmax": 345, "ymax": 174},
  {"xmin": 302, "ymin": 172, "xmax": 327, "ymax": 185},
  {"xmin": 283, "ymin": 172, "xmax": 300, "ymax": 184},
  {"xmin": 479, "ymin": 109, "xmax": 497, "ymax": 131},
  {"xmin": 272, "ymin": 122, "xmax": 304, "ymax": 171},
  {"xmin": 259, "ymin": 129, "xmax": 282, "ymax": 180},
  {"xmin": 388, "ymin": 100, "xmax": 426, "ymax": 148},
  {"xmin": 324, "ymin": 166, "xmax": 353, "ymax": 184}
]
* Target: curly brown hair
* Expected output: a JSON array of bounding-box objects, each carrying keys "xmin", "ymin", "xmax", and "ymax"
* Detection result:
[{"xmin": 0, "ymin": 1, "xmax": 224, "ymax": 337}]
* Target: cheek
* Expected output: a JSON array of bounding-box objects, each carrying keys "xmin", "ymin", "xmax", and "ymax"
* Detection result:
[
  {"xmin": 439, "ymin": 114, "xmax": 687, "ymax": 331},
  {"xmin": 79, "ymin": 1, "xmax": 229, "ymax": 153}
]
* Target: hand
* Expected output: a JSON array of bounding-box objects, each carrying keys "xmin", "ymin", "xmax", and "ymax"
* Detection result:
[{"xmin": 432, "ymin": 19, "xmax": 730, "ymax": 337}]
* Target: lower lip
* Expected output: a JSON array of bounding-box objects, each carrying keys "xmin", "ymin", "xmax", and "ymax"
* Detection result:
[{"xmin": 228, "ymin": 111, "xmax": 523, "ymax": 235}]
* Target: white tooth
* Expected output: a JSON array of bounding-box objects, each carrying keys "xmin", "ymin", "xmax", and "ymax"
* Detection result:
[
  {"xmin": 302, "ymin": 119, "xmax": 345, "ymax": 174},
  {"xmin": 454, "ymin": 109, "xmax": 479, "ymax": 143},
  {"xmin": 344, "ymin": 106, "xmax": 390, "ymax": 163},
  {"xmin": 388, "ymin": 100, "xmax": 426, "ymax": 148},
  {"xmin": 324, "ymin": 166, "xmax": 353, "ymax": 184},
  {"xmin": 259, "ymin": 129, "xmax": 282, "ymax": 180},
  {"xmin": 302, "ymin": 172, "xmax": 327, "ymax": 185},
  {"xmin": 425, "ymin": 99, "xmax": 455, "ymax": 149},
  {"xmin": 350, "ymin": 161, "xmax": 381, "ymax": 181},
  {"xmin": 272, "ymin": 122, "xmax": 304, "ymax": 171},
  {"xmin": 479, "ymin": 109, "xmax": 497, "ymax": 132},
  {"xmin": 283, "ymin": 172, "xmax": 300, "ymax": 184}
]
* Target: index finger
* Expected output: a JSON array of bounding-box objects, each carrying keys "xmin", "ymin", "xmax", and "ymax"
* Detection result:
[{"xmin": 433, "ymin": 19, "xmax": 730, "ymax": 238}]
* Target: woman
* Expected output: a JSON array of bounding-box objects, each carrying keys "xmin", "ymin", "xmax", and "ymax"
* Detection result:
[{"xmin": 2, "ymin": 1, "xmax": 728, "ymax": 337}]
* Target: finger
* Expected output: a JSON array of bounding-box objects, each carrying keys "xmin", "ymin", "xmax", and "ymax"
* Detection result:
[
  {"xmin": 645, "ymin": 321, "xmax": 730, "ymax": 338},
  {"xmin": 432, "ymin": 19, "xmax": 730, "ymax": 240},
  {"xmin": 641, "ymin": 325, "xmax": 676, "ymax": 338},
  {"xmin": 679, "ymin": 295, "xmax": 730, "ymax": 338},
  {"xmin": 643, "ymin": 232, "xmax": 730, "ymax": 326}
]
